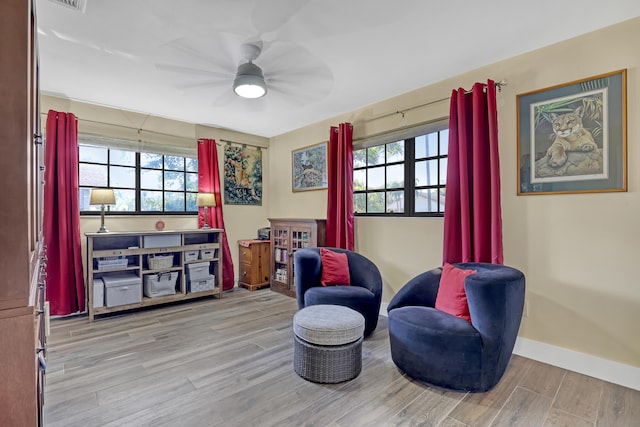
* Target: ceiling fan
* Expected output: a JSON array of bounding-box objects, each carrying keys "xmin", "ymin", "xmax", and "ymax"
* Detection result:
[
  {"xmin": 233, "ymin": 42, "xmax": 267, "ymax": 99},
  {"xmin": 154, "ymin": 32, "xmax": 334, "ymax": 109}
]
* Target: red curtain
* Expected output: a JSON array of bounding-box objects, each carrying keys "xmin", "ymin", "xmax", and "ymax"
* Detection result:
[
  {"xmin": 443, "ymin": 81, "xmax": 503, "ymax": 264},
  {"xmin": 197, "ymin": 138, "xmax": 234, "ymax": 290},
  {"xmin": 326, "ymin": 123, "xmax": 354, "ymax": 250},
  {"xmin": 43, "ymin": 110, "xmax": 85, "ymax": 315}
]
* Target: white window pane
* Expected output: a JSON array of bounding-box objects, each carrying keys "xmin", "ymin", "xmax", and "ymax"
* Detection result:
[
  {"xmin": 367, "ymin": 146, "xmax": 384, "ymax": 166},
  {"xmin": 141, "ymin": 191, "xmax": 162, "ymax": 211},
  {"xmin": 141, "ymin": 169, "xmax": 162, "ymax": 190},
  {"xmin": 164, "ymin": 171, "xmax": 184, "ymax": 191},
  {"xmin": 354, "ymin": 193, "xmax": 366, "ymax": 213},
  {"xmin": 79, "ymin": 164, "xmax": 107, "ymax": 187},
  {"xmin": 415, "ymin": 160, "xmax": 439, "ymax": 186},
  {"xmin": 113, "ymin": 189, "xmax": 135, "ymax": 211},
  {"xmin": 386, "ymin": 190, "xmax": 404, "ymax": 213},
  {"xmin": 367, "ymin": 167, "xmax": 384, "ymax": 190},
  {"xmin": 186, "ymin": 158, "xmax": 198, "ymax": 172},
  {"xmin": 354, "ymin": 149, "xmax": 366, "ymax": 168},
  {"xmin": 186, "ymin": 193, "xmax": 198, "ymax": 211},
  {"xmin": 353, "ymin": 170, "xmax": 366, "ymax": 191},
  {"xmin": 439, "ymin": 158, "xmax": 448, "ymax": 185},
  {"xmin": 141, "ymin": 153, "xmax": 162, "ymax": 168},
  {"xmin": 367, "ymin": 193, "xmax": 385, "ymax": 213},
  {"xmin": 186, "ymin": 172, "xmax": 198, "ymax": 192},
  {"xmin": 79, "ymin": 146, "xmax": 107, "ymax": 163},
  {"xmin": 110, "ymin": 166, "xmax": 135, "ymax": 188},
  {"xmin": 386, "ymin": 164, "xmax": 404, "ymax": 189},
  {"xmin": 415, "ymin": 135, "xmax": 426, "ymax": 158},
  {"xmin": 415, "ymin": 189, "xmax": 444, "ymax": 213},
  {"xmin": 440, "ymin": 130, "xmax": 449, "ymax": 155},
  {"xmin": 110, "ymin": 149, "xmax": 135, "ymax": 166},
  {"xmin": 427, "ymin": 132, "xmax": 439, "ymax": 156},
  {"xmin": 386, "ymin": 141, "xmax": 404, "ymax": 162},
  {"xmin": 79, "ymin": 187, "xmax": 96, "ymax": 211},
  {"xmin": 165, "ymin": 192, "xmax": 184, "ymax": 211},
  {"xmin": 164, "ymin": 156, "xmax": 184, "ymax": 171}
]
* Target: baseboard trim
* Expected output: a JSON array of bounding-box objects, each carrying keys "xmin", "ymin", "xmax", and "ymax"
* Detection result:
[
  {"xmin": 381, "ymin": 303, "xmax": 639, "ymax": 391},
  {"xmin": 513, "ymin": 337, "xmax": 640, "ymax": 391}
]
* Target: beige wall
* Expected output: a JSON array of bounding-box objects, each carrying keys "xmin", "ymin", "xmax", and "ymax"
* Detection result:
[
  {"xmin": 43, "ymin": 16, "xmax": 639, "ymax": 370},
  {"xmin": 270, "ymin": 17, "xmax": 640, "ymax": 368}
]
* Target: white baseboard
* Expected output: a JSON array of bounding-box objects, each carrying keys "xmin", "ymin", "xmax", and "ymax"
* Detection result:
[
  {"xmin": 381, "ymin": 303, "xmax": 639, "ymax": 391},
  {"xmin": 513, "ymin": 337, "xmax": 640, "ymax": 391}
]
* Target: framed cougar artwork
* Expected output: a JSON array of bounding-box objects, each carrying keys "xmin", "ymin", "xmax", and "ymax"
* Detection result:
[{"xmin": 517, "ymin": 69, "xmax": 627, "ymax": 195}]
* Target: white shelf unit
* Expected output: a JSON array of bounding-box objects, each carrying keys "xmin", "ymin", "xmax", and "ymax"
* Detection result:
[{"xmin": 86, "ymin": 229, "xmax": 224, "ymax": 322}]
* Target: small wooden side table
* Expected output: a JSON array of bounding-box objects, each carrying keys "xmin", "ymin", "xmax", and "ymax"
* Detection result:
[{"xmin": 238, "ymin": 239, "xmax": 271, "ymax": 291}]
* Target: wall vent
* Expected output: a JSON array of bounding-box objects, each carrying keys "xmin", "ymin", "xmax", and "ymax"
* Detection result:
[{"xmin": 48, "ymin": 0, "xmax": 87, "ymax": 13}]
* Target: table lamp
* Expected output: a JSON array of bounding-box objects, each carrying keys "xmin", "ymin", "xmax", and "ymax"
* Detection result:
[
  {"xmin": 196, "ymin": 193, "xmax": 216, "ymax": 229},
  {"xmin": 90, "ymin": 188, "xmax": 116, "ymax": 233}
]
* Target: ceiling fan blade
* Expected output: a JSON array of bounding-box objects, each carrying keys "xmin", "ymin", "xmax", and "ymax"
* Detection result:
[
  {"xmin": 251, "ymin": 0, "xmax": 311, "ymax": 36},
  {"xmin": 155, "ymin": 63, "xmax": 231, "ymax": 79}
]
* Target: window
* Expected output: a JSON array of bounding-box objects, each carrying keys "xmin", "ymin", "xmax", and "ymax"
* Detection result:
[
  {"xmin": 353, "ymin": 121, "xmax": 448, "ymax": 217},
  {"xmin": 79, "ymin": 144, "xmax": 198, "ymax": 214}
]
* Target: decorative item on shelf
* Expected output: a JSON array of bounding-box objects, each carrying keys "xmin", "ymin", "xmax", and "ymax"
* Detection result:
[
  {"xmin": 90, "ymin": 188, "xmax": 116, "ymax": 233},
  {"xmin": 155, "ymin": 220, "xmax": 165, "ymax": 231},
  {"xmin": 196, "ymin": 192, "xmax": 216, "ymax": 229}
]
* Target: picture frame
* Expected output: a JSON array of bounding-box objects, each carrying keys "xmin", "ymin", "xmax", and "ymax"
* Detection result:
[
  {"xmin": 517, "ymin": 69, "xmax": 627, "ymax": 195},
  {"xmin": 292, "ymin": 142, "xmax": 328, "ymax": 192}
]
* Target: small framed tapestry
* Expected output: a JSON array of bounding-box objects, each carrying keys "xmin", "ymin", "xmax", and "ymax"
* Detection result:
[
  {"xmin": 224, "ymin": 144, "xmax": 262, "ymax": 205},
  {"xmin": 517, "ymin": 69, "xmax": 627, "ymax": 195},
  {"xmin": 292, "ymin": 142, "xmax": 328, "ymax": 192}
]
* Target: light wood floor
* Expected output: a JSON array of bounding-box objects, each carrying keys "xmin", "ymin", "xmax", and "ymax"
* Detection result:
[{"xmin": 44, "ymin": 288, "xmax": 639, "ymax": 427}]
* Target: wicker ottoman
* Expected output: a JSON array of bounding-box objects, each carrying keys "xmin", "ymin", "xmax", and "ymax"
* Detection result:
[{"xmin": 293, "ymin": 304, "xmax": 365, "ymax": 383}]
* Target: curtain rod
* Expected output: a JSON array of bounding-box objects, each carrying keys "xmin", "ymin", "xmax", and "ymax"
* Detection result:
[
  {"xmin": 356, "ymin": 80, "xmax": 507, "ymax": 125},
  {"xmin": 41, "ymin": 113, "xmax": 268, "ymax": 148},
  {"xmin": 218, "ymin": 138, "xmax": 268, "ymax": 150},
  {"xmin": 40, "ymin": 114, "xmax": 191, "ymax": 140}
]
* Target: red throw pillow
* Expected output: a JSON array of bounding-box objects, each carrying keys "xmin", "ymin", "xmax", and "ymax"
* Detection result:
[
  {"xmin": 434, "ymin": 263, "xmax": 477, "ymax": 322},
  {"xmin": 320, "ymin": 248, "xmax": 351, "ymax": 286}
]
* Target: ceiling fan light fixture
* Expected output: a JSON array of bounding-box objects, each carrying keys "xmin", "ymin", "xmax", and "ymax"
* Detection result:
[{"xmin": 233, "ymin": 62, "xmax": 267, "ymax": 99}]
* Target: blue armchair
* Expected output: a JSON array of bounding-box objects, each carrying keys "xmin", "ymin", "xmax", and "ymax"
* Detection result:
[
  {"xmin": 387, "ymin": 262, "xmax": 525, "ymax": 392},
  {"xmin": 294, "ymin": 248, "xmax": 382, "ymax": 337}
]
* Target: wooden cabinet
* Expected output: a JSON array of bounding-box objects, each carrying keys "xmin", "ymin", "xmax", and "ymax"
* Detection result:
[
  {"xmin": 0, "ymin": 0, "xmax": 47, "ymax": 424},
  {"xmin": 268, "ymin": 219, "xmax": 326, "ymax": 297},
  {"xmin": 86, "ymin": 229, "xmax": 224, "ymax": 322},
  {"xmin": 238, "ymin": 240, "xmax": 271, "ymax": 291}
]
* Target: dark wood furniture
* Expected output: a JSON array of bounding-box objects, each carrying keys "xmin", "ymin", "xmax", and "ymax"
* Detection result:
[
  {"xmin": 268, "ymin": 218, "xmax": 326, "ymax": 297},
  {"xmin": 238, "ymin": 240, "xmax": 271, "ymax": 291},
  {"xmin": 0, "ymin": 0, "xmax": 47, "ymax": 425}
]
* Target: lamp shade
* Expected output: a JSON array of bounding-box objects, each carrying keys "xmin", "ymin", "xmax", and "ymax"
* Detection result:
[
  {"xmin": 89, "ymin": 188, "xmax": 115, "ymax": 205},
  {"xmin": 233, "ymin": 62, "xmax": 267, "ymax": 99},
  {"xmin": 196, "ymin": 193, "xmax": 216, "ymax": 207}
]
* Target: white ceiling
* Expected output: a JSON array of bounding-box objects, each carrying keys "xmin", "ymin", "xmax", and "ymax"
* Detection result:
[{"xmin": 37, "ymin": 0, "xmax": 640, "ymax": 138}]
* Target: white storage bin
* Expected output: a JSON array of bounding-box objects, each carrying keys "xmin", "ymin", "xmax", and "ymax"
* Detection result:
[
  {"xmin": 93, "ymin": 278, "xmax": 104, "ymax": 308},
  {"xmin": 186, "ymin": 261, "xmax": 210, "ymax": 281},
  {"xmin": 184, "ymin": 250, "xmax": 199, "ymax": 262},
  {"xmin": 189, "ymin": 274, "xmax": 215, "ymax": 293},
  {"xmin": 200, "ymin": 249, "xmax": 215, "ymax": 260},
  {"xmin": 102, "ymin": 273, "xmax": 142, "ymax": 307},
  {"xmin": 143, "ymin": 234, "xmax": 181, "ymax": 248},
  {"xmin": 144, "ymin": 271, "xmax": 178, "ymax": 297}
]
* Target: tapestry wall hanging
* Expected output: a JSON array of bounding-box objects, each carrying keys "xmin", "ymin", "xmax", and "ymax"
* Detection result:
[{"xmin": 224, "ymin": 144, "xmax": 262, "ymax": 205}]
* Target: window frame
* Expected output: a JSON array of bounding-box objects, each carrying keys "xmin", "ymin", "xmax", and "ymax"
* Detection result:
[
  {"xmin": 353, "ymin": 119, "xmax": 449, "ymax": 217},
  {"xmin": 78, "ymin": 142, "xmax": 199, "ymax": 215}
]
